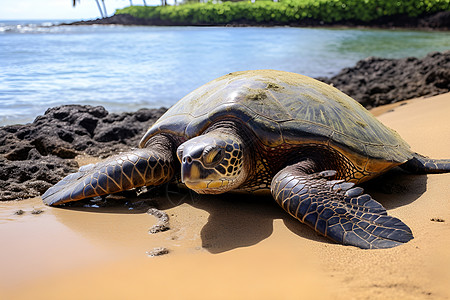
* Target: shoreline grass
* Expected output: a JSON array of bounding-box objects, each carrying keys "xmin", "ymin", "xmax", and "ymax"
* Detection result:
[{"xmin": 115, "ymin": 0, "xmax": 450, "ymax": 25}]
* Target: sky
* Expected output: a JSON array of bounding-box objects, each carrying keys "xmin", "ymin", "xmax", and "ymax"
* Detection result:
[{"xmin": 0, "ymin": 0, "xmax": 166, "ymax": 20}]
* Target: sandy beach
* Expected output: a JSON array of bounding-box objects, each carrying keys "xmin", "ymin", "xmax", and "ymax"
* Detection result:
[{"xmin": 1, "ymin": 93, "xmax": 449, "ymax": 300}]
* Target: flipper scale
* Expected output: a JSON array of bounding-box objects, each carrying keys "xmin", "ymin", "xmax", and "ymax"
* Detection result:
[
  {"xmin": 42, "ymin": 140, "xmax": 175, "ymax": 206},
  {"xmin": 271, "ymin": 163, "xmax": 413, "ymax": 249}
]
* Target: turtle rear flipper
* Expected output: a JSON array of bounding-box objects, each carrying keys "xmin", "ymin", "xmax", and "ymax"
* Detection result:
[
  {"xmin": 401, "ymin": 153, "xmax": 450, "ymax": 174},
  {"xmin": 270, "ymin": 161, "xmax": 413, "ymax": 249},
  {"xmin": 42, "ymin": 136, "xmax": 176, "ymax": 206}
]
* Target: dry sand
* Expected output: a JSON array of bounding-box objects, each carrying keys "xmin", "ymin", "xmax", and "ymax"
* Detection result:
[{"xmin": 1, "ymin": 93, "xmax": 449, "ymax": 300}]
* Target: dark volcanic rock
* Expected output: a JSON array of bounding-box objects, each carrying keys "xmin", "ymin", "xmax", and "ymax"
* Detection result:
[
  {"xmin": 317, "ymin": 51, "xmax": 450, "ymax": 108},
  {"xmin": 337, "ymin": 11, "xmax": 450, "ymax": 30},
  {"xmin": 0, "ymin": 105, "xmax": 166, "ymax": 200},
  {"xmin": 420, "ymin": 11, "xmax": 450, "ymax": 29},
  {"xmin": 61, "ymin": 14, "xmax": 182, "ymax": 26},
  {"xmin": 62, "ymin": 14, "xmax": 155, "ymax": 26},
  {"xmin": 63, "ymin": 11, "xmax": 450, "ymax": 29}
]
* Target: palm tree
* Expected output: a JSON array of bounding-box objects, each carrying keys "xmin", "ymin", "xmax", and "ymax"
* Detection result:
[
  {"xmin": 72, "ymin": 0, "xmax": 105, "ymax": 19},
  {"xmin": 94, "ymin": 0, "xmax": 105, "ymax": 18},
  {"xmin": 101, "ymin": 0, "xmax": 107, "ymax": 16}
]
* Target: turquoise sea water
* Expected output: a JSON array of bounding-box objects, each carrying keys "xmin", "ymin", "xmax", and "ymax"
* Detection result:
[{"xmin": 1, "ymin": 20, "xmax": 449, "ymax": 126}]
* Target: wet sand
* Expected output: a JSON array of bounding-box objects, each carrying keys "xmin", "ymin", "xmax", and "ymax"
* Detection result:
[{"xmin": 1, "ymin": 93, "xmax": 450, "ymax": 300}]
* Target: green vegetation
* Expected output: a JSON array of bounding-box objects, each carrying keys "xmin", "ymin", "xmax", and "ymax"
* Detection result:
[{"xmin": 115, "ymin": 0, "xmax": 450, "ymax": 25}]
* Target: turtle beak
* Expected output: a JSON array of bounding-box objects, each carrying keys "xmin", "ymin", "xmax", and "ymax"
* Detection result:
[
  {"xmin": 180, "ymin": 160, "xmax": 190, "ymax": 183},
  {"xmin": 180, "ymin": 154, "xmax": 218, "ymax": 190},
  {"xmin": 180, "ymin": 155, "xmax": 201, "ymax": 183}
]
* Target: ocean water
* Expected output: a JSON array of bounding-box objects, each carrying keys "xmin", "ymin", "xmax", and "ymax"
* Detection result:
[{"xmin": 1, "ymin": 20, "xmax": 449, "ymax": 126}]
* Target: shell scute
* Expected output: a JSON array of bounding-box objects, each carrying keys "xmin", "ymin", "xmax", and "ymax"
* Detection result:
[{"xmin": 140, "ymin": 70, "xmax": 412, "ymax": 163}]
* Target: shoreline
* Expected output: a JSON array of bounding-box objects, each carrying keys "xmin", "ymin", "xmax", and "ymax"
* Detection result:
[{"xmin": 61, "ymin": 10, "xmax": 450, "ymax": 30}]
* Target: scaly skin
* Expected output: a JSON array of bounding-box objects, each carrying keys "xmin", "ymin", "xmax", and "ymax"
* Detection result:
[
  {"xmin": 177, "ymin": 129, "xmax": 248, "ymax": 194},
  {"xmin": 42, "ymin": 135, "xmax": 176, "ymax": 206},
  {"xmin": 401, "ymin": 154, "xmax": 450, "ymax": 174},
  {"xmin": 271, "ymin": 160, "xmax": 414, "ymax": 249}
]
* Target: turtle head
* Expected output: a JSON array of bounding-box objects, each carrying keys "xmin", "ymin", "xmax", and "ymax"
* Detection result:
[{"xmin": 177, "ymin": 132, "xmax": 248, "ymax": 194}]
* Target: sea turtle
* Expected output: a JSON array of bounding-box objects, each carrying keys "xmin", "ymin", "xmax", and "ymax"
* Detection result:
[{"xmin": 42, "ymin": 70, "xmax": 450, "ymax": 249}]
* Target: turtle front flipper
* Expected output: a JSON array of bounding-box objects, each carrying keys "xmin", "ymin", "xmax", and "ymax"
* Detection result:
[
  {"xmin": 270, "ymin": 161, "xmax": 413, "ymax": 249},
  {"xmin": 42, "ymin": 135, "xmax": 176, "ymax": 206}
]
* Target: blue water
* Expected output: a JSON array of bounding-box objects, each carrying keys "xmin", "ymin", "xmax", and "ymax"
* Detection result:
[{"xmin": 1, "ymin": 20, "xmax": 449, "ymax": 126}]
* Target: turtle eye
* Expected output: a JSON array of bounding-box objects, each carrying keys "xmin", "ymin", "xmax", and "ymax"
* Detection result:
[{"xmin": 203, "ymin": 147, "xmax": 224, "ymax": 167}]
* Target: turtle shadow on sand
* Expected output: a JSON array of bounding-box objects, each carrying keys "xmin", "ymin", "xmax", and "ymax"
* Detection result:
[
  {"xmin": 361, "ymin": 167, "xmax": 428, "ymax": 210},
  {"xmin": 192, "ymin": 168, "xmax": 427, "ymax": 254},
  {"xmin": 49, "ymin": 168, "xmax": 427, "ymax": 254},
  {"xmin": 164, "ymin": 191, "xmax": 329, "ymax": 253}
]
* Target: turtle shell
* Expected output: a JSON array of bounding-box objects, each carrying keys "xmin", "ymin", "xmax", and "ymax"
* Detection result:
[{"xmin": 140, "ymin": 70, "xmax": 412, "ymax": 163}]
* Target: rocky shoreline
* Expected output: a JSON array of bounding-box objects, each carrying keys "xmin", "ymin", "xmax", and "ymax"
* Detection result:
[
  {"xmin": 318, "ymin": 50, "xmax": 450, "ymax": 108},
  {"xmin": 1, "ymin": 51, "xmax": 449, "ymax": 201},
  {"xmin": 0, "ymin": 106, "xmax": 166, "ymax": 200},
  {"xmin": 63, "ymin": 11, "xmax": 450, "ymax": 30}
]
